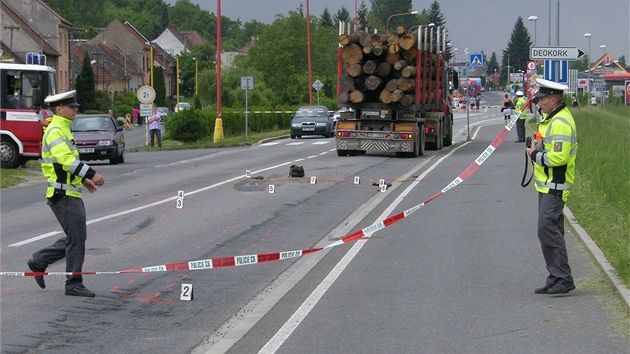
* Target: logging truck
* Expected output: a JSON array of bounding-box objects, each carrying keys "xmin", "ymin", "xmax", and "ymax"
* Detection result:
[{"xmin": 335, "ymin": 24, "xmax": 458, "ymax": 157}]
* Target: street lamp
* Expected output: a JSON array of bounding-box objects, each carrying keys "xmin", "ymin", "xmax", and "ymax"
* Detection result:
[
  {"xmin": 528, "ymin": 16, "xmax": 538, "ymax": 46},
  {"xmin": 584, "ymin": 33, "xmax": 592, "ymax": 103},
  {"xmin": 600, "ymin": 44, "xmax": 606, "ymax": 57},
  {"xmin": 386, "ymin": 11, "xmax": 418, "ymax": 33}
]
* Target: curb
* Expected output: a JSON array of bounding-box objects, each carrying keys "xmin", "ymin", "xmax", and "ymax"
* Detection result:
[
  {"xmin": 254, "ymin": 134, "xmax": 290, "ymax": 145},
  {"xmin": 564, "ymin": 206, "xmax": 630, "ymax": 310}
]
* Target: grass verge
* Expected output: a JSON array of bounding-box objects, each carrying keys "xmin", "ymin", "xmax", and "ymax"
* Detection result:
[{"xmin": 566, "ymin": 106, "xmax": 629, "ymax": 286}]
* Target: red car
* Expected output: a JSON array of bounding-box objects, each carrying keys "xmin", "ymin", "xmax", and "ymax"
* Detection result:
[{"xmin": 70, "ymin": 114, "xmax": 125, "ymax": 164}]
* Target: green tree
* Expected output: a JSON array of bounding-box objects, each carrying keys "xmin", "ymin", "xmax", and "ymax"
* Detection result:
[
  {"xmin": 334, "ymin": 6, "xmax": 351, "ymax": 24},
  {"xmin": 486, "ymin": 52, "xmax": 500, "ymax": 76},
  {"xmin": 501, "ymin": 16, "xmax": 532, "ymax": 87},
  {"xmin": 355, "ymin": 2, "xmax": 369, "ymax": 30},
  {"xmin": 75, "ymin": 52, "xmax": 97, "ymax": 112},
  {"xmin": 321, "ymin": 8, "xmax": 334, "ymax": 28},
  {"xmin": 370, "ymin": 0, "xmax": 415, "ymax": 31},
  {"xmin": 618, "ymin": 55, "xmax": 626, "ymax": 67},
  {"xmin": 570, "ymin": 55, "xmax": 589, "ymax": 72},
  {"xmin": 427, "ymin": 1, "xmax": 450, "ymax": 60},
  {"xmin": 247, "ymin": 11, "xmax": 337, "ymax": 106},
  {"xmin": 153, "ymin": 66, "xmax": 167, "ymax": 107}
]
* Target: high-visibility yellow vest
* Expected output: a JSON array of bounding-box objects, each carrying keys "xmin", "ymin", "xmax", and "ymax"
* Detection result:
[
  {"xmin": 41, "ymin": 115, "xmax": 95, "ymax": 199},
  {"xmin": 515, "ymin": 97, "xmax": 527, "ymax": 120},
  {"xmin": 530, "ymin": 104, "xmax": 577, "ymax": 202}
]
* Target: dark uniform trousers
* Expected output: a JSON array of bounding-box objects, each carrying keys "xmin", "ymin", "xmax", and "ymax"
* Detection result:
[
  {"xmin": 516, "ymin": 119, "xmax": 526, "ymax": 142},
  {"xmin": 537, "ymin": 192, "xmax": 573, "ymax": 286},
  {"xmin": 31, "ymin": 196, "xmax": 86, "ymax": 290}
]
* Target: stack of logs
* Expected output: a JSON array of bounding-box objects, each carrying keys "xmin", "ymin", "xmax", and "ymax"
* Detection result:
[{"xmin": 337, "ymin": 25, "xmax": 442, "ymax": 107}]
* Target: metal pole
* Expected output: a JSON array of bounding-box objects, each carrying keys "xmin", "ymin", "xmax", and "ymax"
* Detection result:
[
  {"xmin": 466, "ymin": 58, "xmax": 470, "ymax": 141},
  {"xmin": 245, "ymin": 80, "xmax": 249, "ymax": 138}
]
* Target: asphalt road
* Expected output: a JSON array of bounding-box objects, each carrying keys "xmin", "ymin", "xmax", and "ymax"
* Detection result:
[{"xmin": 1, "ymin": 99, "xmax": 627, "ymax": 353}]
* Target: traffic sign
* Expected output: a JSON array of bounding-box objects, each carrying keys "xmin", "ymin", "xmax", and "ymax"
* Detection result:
[
  {"xmin": 313, "ymin": 79, "xmax": 324, "ymax": 91},
  {"xmin": 137, "ymin": 86, "xmax": 155, "ymax": 104},
  {"xmin": 469, "ymin": 53, "xmax": 483, "ymax": 68},
  {"xmin": 241, "ymin": 76, "xmax": 253, "ymax": 90},
  {"xmin": 530, "ymin": 46, "xmax": 585, "ymax": 60}
]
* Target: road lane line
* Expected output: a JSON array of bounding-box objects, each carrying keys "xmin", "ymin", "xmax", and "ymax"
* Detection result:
[{"xmin": 9, "ymin": 159, "xmax": 301, "ymax": 247}]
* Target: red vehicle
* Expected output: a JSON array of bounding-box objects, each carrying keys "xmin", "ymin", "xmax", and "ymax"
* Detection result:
[{"xmin": 0, "ymin": 56, "xmax": 56, "ymax": 168}]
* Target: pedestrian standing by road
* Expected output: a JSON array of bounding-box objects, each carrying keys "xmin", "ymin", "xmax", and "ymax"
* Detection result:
[
  {"xmin": 571, "ymin": 95, "xmax": 580, "ymax": 108},
  {"xmin": 525, "ymin": 78, "xmax": 577, "ymax": 295},
  {"xmin": 514, "ymin": 90, "xmax": 527, "ymax": 142},
  {"xmin": 501, "ymin": 93, "xmax": 513, "ymax": 125},
  {"xmin": 28, "ymin": 90, "xmax": 105, "ymax": 298},
  {"xmin": 132, "ymin": 105, "xmax": 141, "ymax": 126},
  {"xmin": 148, "ymin": 104, "xmax": 162, "ymax": 148}
]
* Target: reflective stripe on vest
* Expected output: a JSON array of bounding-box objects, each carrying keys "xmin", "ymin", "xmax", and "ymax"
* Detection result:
[
  {"xmin": 535, "ymin": 180, "xmax": 573, "ymax": 191},
  {"xmin": 47, "ymin": 182, "xmax": 82, "ymax": 193}
]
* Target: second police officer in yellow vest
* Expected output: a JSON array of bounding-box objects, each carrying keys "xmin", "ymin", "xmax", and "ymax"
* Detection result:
[{"xmin": 525, "ymin": 78, "xmax": 577, "ymax": 295}]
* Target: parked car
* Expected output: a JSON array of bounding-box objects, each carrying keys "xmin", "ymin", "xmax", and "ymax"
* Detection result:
[
  {"xmin": 70, "ymin": 114, "xmax": 125, "ymax": 165},
  {"xmin": 290, "ymin": 105, "xmax": 335, "ymax": 139},
  {"xmin": 174, "ymin": 102, "xmax": 191, "ymax": 112},
  {"xmin": 157, "ymin": 106, "xmax": 169, "ymax": 122}
]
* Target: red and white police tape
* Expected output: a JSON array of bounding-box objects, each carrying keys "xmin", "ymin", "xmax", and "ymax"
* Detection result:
[{"xmin": 1, "ymin": 96, "xmax": 534, "ymax": 279}]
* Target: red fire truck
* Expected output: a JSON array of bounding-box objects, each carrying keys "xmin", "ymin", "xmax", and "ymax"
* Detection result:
[{"xmin": 1, "ymin": 54, "xmax": 56, "ymax": 168}]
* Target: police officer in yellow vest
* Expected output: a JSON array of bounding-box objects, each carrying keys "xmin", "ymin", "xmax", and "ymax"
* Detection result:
[
  {"xmin": 525, "ymin": 78, "xmax": 577, "ymax": 295},
  {"xmin": 28, "ymin": 90, "xmax": 104, "ymax": 298},
  {"xmin": 514, "ymin": 90, "xmax": 527, "ymax": 142}
]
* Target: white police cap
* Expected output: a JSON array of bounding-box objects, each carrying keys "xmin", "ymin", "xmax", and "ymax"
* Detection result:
[
  {"xmin": 44, "ymin": 90, "xmax": 80, "ymax": 107},
  {"xmin": 533, "ymin": 77, "xmax": 568, "ymax": 98}
]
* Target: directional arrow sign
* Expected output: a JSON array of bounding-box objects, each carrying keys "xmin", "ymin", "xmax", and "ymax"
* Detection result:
[{"xmin": 530, "ymin": 46, "xmax": 585, "ymax": 60}]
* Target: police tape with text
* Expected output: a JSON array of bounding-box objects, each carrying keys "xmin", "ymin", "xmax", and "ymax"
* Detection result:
[{"xmin": 1, "ymin": 90, "xmax": 538, "ymax": 278}]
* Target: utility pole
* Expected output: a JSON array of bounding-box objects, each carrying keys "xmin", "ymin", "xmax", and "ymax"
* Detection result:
[{"xmin": 3, "ymin": 25, "xmax": 20, "ymax": 58}]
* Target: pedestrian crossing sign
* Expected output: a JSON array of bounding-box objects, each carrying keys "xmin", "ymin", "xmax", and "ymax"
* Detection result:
[{"xmin": 469, "ymin": 53, "xmax": 483, "ymax": 68}]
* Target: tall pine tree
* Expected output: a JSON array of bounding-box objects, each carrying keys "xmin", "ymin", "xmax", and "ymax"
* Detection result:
[
  {"xmin": 75, "ymin": 52, "xmax": 96, "ymax": 112},
  {"xmin": 501, "ymin": 16, "xmax": 532, "ymax": 87}
]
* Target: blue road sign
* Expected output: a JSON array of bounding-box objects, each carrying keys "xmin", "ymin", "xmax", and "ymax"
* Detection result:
[
  {"xmin": 469, "ymin": 53, "xmax": 483, "ymax": 68},
  {"xmin": 543, "ymin": 60, "xmax": 568, "ymax": 84}
]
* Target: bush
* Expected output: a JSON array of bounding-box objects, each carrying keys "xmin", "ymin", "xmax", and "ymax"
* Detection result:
[{"xmin": 164, "ymin": 109, "xmax": 212, "ymax": 142}]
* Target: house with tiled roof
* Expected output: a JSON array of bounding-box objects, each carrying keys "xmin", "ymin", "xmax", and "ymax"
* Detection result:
[
  {"xmin": 86, "ymin": 19, "xmax": 174, "ymax": 97},
  {"xmin": 1, "ymin": 0, "xmax": 71, "ymax": 91}
]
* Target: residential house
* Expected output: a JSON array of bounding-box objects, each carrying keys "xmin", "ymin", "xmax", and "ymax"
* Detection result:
[{"xmin": 1, "ymin": 0, "xmax": 71, "ymax": 92}]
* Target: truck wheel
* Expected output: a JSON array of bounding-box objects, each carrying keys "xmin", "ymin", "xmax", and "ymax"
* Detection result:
[
  {"xmin": 291, "ymin": 134, "xmax": 296, "ymax": 139},
  {"xmin": 443, "ymin": 118, "xmax": 453, "ymax": 147},
  {"xmin": 418, "ymin": 128, "xmax": 425, "ymax": 156},
  {"xmin": 337, "ymin": 150, "xmax": 348, "ymax": 156},
  {"xmin": 1, "ymin": 136, "xmax": 21, "ymax": 169}
]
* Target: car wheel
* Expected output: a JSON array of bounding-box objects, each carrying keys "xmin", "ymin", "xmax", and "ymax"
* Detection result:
[
  {"xmin": 291, "ymin": 134, "xmax": 296, "ymax": 139},
  {"xmin": 109, "ymin": 148, "xmax": 119, "ymax": 165},
  {"xmin": 118, "ymin": 147, "xmax": 125, "ymax": 163},
  {"xmin": 0, "ymin": 136, "xmax": 20, "ymax": 169}
]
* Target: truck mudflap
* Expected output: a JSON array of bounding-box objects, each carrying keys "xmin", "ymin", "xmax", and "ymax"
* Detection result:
[{"xmin": 337, "ymin": 137, "xmax": 414, "ymax": 153}]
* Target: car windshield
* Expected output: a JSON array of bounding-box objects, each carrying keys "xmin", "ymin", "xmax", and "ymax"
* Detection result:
[{"xmin": 71, "ymin": 117, "xmax": 113, "ymax": 132}]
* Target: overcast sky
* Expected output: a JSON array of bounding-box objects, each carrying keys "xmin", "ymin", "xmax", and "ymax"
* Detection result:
[{"xmin": 168, "ymin": 0, "xmax": 630, "ymax": 63}]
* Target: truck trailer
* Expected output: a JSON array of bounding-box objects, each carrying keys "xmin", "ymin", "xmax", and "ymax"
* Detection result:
[{"xmin": 335, "ymin": 24, "xmax": 457, "ymax": 157}]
